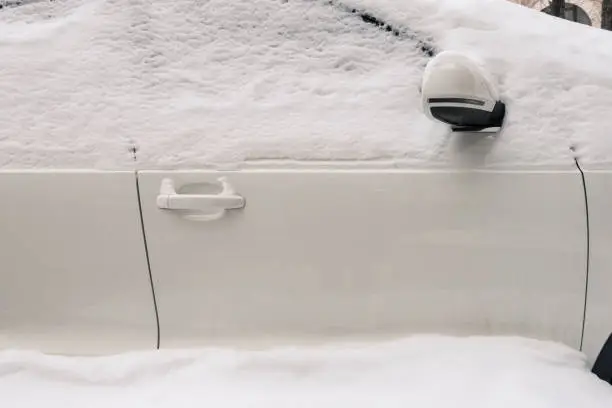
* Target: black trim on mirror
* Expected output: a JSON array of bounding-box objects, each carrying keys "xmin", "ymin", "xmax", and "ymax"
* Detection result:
[
  {"xmin": 428, "ymin": 97, "xmax": 486, "ymax": 106},
  {"xmin": 430, "ymin": 100, "xmax": 505, "ymax": 131}
]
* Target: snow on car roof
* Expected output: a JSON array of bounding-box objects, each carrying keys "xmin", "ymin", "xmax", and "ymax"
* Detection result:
[
  {"xmin": 1, "ymin": 335, "xmax": 612, "ymax": 406},
  {"xmin": 1, "ymin": 0, "xmax": 611, "ymax": 169}
]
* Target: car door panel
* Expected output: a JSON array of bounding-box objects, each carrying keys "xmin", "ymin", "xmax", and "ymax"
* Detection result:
[
  {"xmin": 581, "ymin": 171, "xmax": 612, "ymax": 364},
  {"xmin": 0, "ymin": 171, "xmax": 157, "ymax": 354},
  {"xmin": 138, "ymin": 170, "xmax": 587, "ymax": 349}
]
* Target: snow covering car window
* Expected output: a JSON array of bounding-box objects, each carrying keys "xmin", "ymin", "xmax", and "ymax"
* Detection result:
[
  {"xmin": 2, "ymin": 0, "xmax": 612, "ymax": 169},
  {"xmin": 0, "ymin": 0, "xmax": 438, "ymax": 168}
]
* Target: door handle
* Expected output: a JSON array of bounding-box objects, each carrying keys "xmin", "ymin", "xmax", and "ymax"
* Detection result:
[{"xmin": 157, "ymin": 177, "xmax": 246, "ymax": 211}]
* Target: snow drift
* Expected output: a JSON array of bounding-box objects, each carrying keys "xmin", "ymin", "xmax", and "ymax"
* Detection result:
[
  {"xmin": 1, "ymin": 0, "xmax": 611, "ymax": 169},
  {"xmin": 2, "ymin": 335, "xmax": 612, "ymax": 407}
]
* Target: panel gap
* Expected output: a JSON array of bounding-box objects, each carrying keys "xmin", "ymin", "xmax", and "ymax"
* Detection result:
[
  {"xmin": 574, "ymin": 157, "xmax": 590, "ymax": 351},
  {"xmin": 135, "ymin": 171, "xmax": 161, "ymax": 349}
]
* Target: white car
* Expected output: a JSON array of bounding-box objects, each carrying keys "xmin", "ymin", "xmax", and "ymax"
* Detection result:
[{"xmin": 1, "ymin": 0, "xmax": 611, "ymax": 382}]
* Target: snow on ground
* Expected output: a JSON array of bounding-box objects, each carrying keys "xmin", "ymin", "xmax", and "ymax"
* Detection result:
[
  {"xmin": 1, "ymin": 335, "xmax": 612, "ymax": 407},
  {"xmin": 1, "ymin": 0, "xmax": 612, "ymax": 169}
]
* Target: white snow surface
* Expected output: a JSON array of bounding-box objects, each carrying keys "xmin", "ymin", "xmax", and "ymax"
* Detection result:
[
  {"xmin": 1, "ymin": 0, "xmax": 612, "ymax": 169},
  {"xmin": 2, "ymin": 335, "xmax": 612, "ymax": 407}
]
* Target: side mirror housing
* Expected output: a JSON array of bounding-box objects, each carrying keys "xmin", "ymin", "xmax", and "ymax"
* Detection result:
[{"xmin": 421, "ymin": 51, "xmax": 506, "ymax": 133}]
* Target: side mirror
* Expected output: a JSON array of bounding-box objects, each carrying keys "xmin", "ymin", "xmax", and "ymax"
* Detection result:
[{"xmin": 421, "ymin": 51, "xmax": 506, "ymax": 133}]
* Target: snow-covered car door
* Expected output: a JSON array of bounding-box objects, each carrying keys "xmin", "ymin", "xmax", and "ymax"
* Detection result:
[
  {"xmin": 0, "ymin": 171, "xmax": 158, "ymax": 354},
  {"xmin": 138, "ymin": 169, "xmax": 587, "ymax": 349}
]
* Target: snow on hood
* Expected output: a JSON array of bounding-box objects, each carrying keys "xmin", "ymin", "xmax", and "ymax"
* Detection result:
[
  {"xmin": 2, "ymin": 335, "xmax": 612, "ymax": 407},
  {"xmin": 1, "ymin": 0, "xmax": 611, "ymax": 169}
]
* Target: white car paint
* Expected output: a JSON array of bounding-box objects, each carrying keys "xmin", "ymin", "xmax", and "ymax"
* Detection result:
[
  {"xmin": 1, "ymin": 168, "xmax": 597, "ymax": 358},
  {"xmin": 138, "ymin": 170, "xmax": 587, "ymax": 352},
  {"xmin": 0, "ymin": 171, "xmax": 157, "ymax": 355},
  {"xmin": 581, "ymin": 171, "xmax": 612, "ymax": 364}
]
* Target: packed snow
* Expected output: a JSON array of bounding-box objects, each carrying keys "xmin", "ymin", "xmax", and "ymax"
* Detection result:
[
  {"xmin": 0, "ymin": 335, "xmax": 611, "ymax": 407},
  {"xmin": 2, "ymin": 0, "xmax": 612, "ymax": 169}
]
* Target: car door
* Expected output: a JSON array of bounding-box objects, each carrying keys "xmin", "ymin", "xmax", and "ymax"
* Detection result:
[
  {"xmin": 138, "ymin": 169, "xmax": 587, "ymax": 349},
  {"xmin": 0, "ymin": 171, "xmax": 158, "ymax": 354},
  {"xmin": 582, "ymin": 169, "xmax": 612, "ymax": 364}
]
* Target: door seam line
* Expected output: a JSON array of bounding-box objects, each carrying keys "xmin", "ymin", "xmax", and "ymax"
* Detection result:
[
  {"xmin": 574, "ymin": 157, "xmax": 590, "ymax": 351},
  {"xmin": 135, "ymin": 171, "xmax": 161, "ymax": 349}
]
